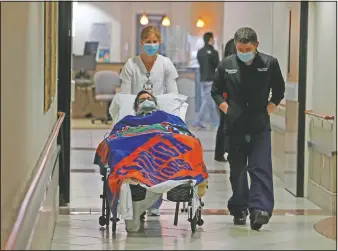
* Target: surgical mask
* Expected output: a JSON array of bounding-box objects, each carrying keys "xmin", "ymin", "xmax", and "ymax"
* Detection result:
[
  {"xmin": 237, "ymin": 51, "xmax": 255, "ymax": 63},
  {"xmin": 136, "ymin": 99, "xmax": 157, "ymax": 115},
  {"xmin": 143, "ymin": 43, "xmax": 159, "ymax": 56}
]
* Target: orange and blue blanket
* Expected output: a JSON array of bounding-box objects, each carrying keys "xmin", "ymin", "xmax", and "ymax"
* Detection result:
[{"xmin": 94, "ymin": 110, "xmax": 208, "ymax": 204}]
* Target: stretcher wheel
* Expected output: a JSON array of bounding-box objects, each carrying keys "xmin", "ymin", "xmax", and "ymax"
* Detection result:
[
  {"xmin": 112, "ymin": 221, "xmax": 117, "ymax": 233},
  {"xmin": 99, "ymin": 216, "xmax": 106, "ymax": 226},
  {"xmin": 190, "ymin": 208, "xmax": 197, "ymax": 233},
  {"xmin": 190, "ymin": 216, "xmax": 197, "ymax": 233},
  {"xmin": 197, "ymin": 219, "xmax": 204, "ymax": 226}
]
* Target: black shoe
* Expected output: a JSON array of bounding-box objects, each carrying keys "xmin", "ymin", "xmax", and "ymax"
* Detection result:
[
  {"xmin": 233, "ymin": 212, "xmax": 247, "ymax": 225},
  {"xmin": 250, "ymin": 210, "xmax": 270, "ymax": 231},
  {"xmin": 214, "ymin": 156, "xmax": 228, "ymax": 162}
]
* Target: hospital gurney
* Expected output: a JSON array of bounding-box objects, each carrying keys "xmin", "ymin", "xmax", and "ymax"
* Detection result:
[{"xmin": 98, "ymin": 165, "xmax": 206, "ymax": 233}]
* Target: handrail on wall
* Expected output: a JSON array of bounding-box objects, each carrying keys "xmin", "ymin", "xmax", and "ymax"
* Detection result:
[
  {"xmin": 3, "ymin": 112, "xmax": 65, "ymax": 250},
  {"xmin": 305, "ymin": 110, "xmax": 335, "ymax": 121},
  {"xmin": 278, "ymin": 103, "xmax": 335, "ymax": 121}
]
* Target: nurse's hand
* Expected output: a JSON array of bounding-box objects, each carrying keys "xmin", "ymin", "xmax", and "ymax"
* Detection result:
[
  {"xmin": 267, "ymin": 102, "xmax": 277, "ymax": 115},
  {"xmin": 219, "ymin": 102, "xmax": 228, "ymax": 114}
]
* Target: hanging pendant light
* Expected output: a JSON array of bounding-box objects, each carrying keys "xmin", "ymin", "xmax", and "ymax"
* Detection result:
[
  {"xmin": 196, "ymin": 17, "xmax": 205, "ymax": 28},
  {"xmin": 140, "ymin": 14, "xmax": 149, "ymax": 25},
  {"xmin": 161, "ymin": 15, "xmax": 171, "ymax": 26}
]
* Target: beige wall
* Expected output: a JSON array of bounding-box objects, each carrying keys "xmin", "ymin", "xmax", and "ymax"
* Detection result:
[
  {"xmin": 305, "ymin": 2, "xmax": 337, "ymax": 214},
  {"xmin": 72, "ymin": 2, "xmax": 224, "ymax": 62},
  {"xmin": 189, "ymin": 2, "xmax": 224, "ymax": 43},
  {"xmin": 1, "ymin": 2, "xmax": 58, "ymax": 246}
]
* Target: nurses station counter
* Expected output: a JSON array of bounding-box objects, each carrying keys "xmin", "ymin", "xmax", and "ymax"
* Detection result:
[
  {"xmin": 71, "ymin": 62, "xmax": 200, "ymax": 123},
  {"xmin": 71, "ymin": 62, "xmax": 124, "ymax": 119}
]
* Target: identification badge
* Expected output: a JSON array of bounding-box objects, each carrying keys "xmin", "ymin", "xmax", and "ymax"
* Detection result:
[{"xmin": 143, "ymin": 72, "xmax": 153, "ymax": 93}]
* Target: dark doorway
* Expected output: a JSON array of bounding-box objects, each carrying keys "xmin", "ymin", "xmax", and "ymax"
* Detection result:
[{"xmin": 57, "ymin": 1, "xmax": 73, "ymax": 206}]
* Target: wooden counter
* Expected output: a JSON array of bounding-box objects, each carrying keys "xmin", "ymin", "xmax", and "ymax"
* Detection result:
[{"xmin": 96, "ymin": 62, "xmax": 125, "ymax": 73}]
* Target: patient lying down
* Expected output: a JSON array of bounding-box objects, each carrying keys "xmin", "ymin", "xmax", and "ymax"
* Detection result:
[{"xmin": 94, "ymin": 91, "xmax": 208, "ymax": 232}]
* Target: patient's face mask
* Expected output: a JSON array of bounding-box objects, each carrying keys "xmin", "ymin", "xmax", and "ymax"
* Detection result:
[{"xmin": 136, "ymin": 99, "xmax": 157, "ymax": 115}]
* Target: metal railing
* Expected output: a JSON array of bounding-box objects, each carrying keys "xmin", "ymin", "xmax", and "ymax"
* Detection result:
[{"xmin": 3, "ymin": 112, "xmax": 65, "ymax": 250}]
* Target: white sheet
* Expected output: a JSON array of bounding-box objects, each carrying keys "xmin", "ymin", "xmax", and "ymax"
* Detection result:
[{"xmin": 109, "ymin": 93, "xmax": 189, "ymax": 125}]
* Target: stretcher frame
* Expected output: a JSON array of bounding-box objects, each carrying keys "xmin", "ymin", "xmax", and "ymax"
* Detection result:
[{"xmin": 98, "ymin": 168, "xmax": 205, "ymax": 233}]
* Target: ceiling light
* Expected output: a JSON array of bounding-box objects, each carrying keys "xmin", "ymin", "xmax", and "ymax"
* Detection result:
[
  {"xmin": 162, "ymin": 16, "xmax": 171, "ymax": 26},
  {"xmin": 196, "ymin": 18, "xmax": 205, "ymax": 28},
  {"xmin": 140, "ymin": 14, "xmax": 149, "ymax": 26}
]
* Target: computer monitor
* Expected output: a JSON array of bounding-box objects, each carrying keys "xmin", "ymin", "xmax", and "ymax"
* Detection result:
[
  {"xmin": 72, "ymin": 55, "xmax": 97, "ymax": 71},
  {"xmin": 84, "ymin": 41, "xmax": 99, "ymax": 56}
]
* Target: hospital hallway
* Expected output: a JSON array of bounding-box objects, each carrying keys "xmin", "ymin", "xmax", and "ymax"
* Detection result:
[
  {"xmin": 47, "ymin": 129, "xmax": 335, "ymax": 250},
  {"xmin": 1, "ymin": 1, "xmax": 337, "ymax": 250}
]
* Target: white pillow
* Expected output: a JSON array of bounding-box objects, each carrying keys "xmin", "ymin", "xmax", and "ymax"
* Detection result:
[{"xmin": 109, "ymin": 93, "xmax": 188, "ymax": 124}]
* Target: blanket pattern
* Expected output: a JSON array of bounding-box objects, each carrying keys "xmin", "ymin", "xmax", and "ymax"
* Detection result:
[{"xmin": 94, "ymin": 111, "xmax": 208, "ymax": 205}]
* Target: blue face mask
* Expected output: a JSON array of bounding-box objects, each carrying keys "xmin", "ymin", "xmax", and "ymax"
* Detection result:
[
  {"xmin": 237, "ymin": 51, "xmax": 255, "ymax": 63},
  {"xmin": 143, "ymin": 44, "xmax": 159, "ymax": 56}
]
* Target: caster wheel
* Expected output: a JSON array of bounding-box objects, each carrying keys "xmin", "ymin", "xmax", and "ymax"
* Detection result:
[
  {"xmin": 99, "ymin": 216, "xmax": 106, "ymax": 226},
  {"xmin": 190, "ymin": 208, "xmax": 197, "ymax": 233},
  {"xmin": 190, "ymin": 216, "xmax": 197, "ymax": 233},
  {"xmin": 197, "ymin": 219, "xmax": 204, "ymax": 226},
  {"xmin": 181, "ymin": 209, "xmax": 184, "ymax": 213},
  {"xmin": 112, "ymin": 222, "xmax": 117, "ymax": 233}
]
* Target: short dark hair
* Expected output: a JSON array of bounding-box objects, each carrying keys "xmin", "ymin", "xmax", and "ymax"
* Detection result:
[
  {"xmin": 234, "ymin": 27, "xmax": 258, "ymax": 44},
  {"xmin": 133, "ymin": 90, "xmax": 158, "ymax": 112},
  {"xmin": 224, "ymin": 38, "xmax": 236, "ymax": 58},
  {"xmin": 203, "ymin": 32, "xmax": 214, "ymax": 44}
]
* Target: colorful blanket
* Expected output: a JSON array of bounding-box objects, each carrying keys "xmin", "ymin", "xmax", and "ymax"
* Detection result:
[{"xmin": 94, "ymin": 110, "xmax": 208, "ymax": 204}]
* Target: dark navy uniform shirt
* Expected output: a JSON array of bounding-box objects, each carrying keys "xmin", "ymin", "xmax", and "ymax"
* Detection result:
[
  {"xmin": 197, "ymin": 44, "xmax": 220, "ymax": 82},
  {"xmin": 211, "ymin": 52, "xmax": 285, "ymax": 134}
]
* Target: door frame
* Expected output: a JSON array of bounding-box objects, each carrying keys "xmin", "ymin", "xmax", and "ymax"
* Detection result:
[{"xmin": 57, "ymin": 1, "xmax": 72, "ymax": 205}]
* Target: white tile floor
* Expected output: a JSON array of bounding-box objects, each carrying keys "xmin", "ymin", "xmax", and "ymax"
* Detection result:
[{"xmin": 50, "ymin": 129, "xmax": 336, "ymax": 250}]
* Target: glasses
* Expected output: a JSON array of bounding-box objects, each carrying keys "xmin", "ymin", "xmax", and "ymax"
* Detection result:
[{"xmin": 138, "ymin": 97, "xmax": 153, "ymax": 103}]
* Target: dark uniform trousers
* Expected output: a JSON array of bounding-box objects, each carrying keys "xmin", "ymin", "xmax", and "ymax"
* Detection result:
[
  {"xmin": 215, "ymin": 110, "xmax": 226, "ymax": 156},
  {"xmin": 227, "ymin": 130, "xmax": 274, "ymax": 217}
]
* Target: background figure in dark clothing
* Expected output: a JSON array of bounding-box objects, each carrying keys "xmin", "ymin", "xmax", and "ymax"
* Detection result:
[
  {"xmin": 192, "ymin": 32, "xmax": 220, "ymax": 129},
  {"xmin": 214, "ymin": 38, "xmax": 237, "ymax": 162},
  {"xmin": 211, "ymin": 27, "xmax": 285, "ymax": 231}
]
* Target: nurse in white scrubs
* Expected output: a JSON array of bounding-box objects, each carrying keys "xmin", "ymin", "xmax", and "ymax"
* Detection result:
[
  {"xmin": 119, "ymin": 25, "xmax": 179, "ymax": 95},
  {"xmin": 119, "ymin": 25, "xmax": 179, "ymax": 217}
]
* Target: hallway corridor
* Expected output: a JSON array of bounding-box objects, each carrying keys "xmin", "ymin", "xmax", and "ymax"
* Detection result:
[{"xmin": 50, "ymin": 129, "xmax": 336, "ymax": 250}]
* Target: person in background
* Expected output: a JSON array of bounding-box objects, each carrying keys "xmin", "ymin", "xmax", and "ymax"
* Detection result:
[
  {"xmin": 119, "ymin": 25, "xmax": 178, "ymax": 95},
  {"xmin": 211, "ymin": 27, "xmax": 285, "ymax": 230},
  {"xmin": 192, "ymin": 32, "xmax": 220, "ymax": 129},
  {"xmin": 214, "ymin": 38, "xmax": 237, "ymax": 162}
]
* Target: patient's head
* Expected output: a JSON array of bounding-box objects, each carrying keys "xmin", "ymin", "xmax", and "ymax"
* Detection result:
[{"xmin": 134, "ymin": 90, "xmax": 158, "ymax": 115}]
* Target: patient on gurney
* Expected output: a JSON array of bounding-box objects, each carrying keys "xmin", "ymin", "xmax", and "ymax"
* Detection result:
[{"xmin": 94, "ymin": 91, "xmax": 208, "ymax": 232}]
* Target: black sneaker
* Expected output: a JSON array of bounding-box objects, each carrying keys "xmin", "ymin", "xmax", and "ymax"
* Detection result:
[
  {"xmin": 214, "ymin": 156, "xmax": 228, "ymax": 162},
  {"xmin": 250, "ymin": 210, "xmax": 270, "ymax": 230},
  {"xmin": 233, "ymin": 212, "xmax": 247, "ymax": 225}
]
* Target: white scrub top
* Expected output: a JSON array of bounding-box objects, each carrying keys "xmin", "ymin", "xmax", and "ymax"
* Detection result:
[{"xmin": 119, "ymin": 55, "xmax": 179, "ymax": 95}]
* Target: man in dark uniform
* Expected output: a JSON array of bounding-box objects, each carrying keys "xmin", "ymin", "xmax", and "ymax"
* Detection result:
[
  {"xmin": 192, "ymin": 32, "xmax": 220, "ymax": 129},
  {"xmin": 211, "ymin": 27, "xmax": 285, "ymax": 230},
  {"xmin": 215, "ymin": 38, "xmax": 237, "ymax": 162}
]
